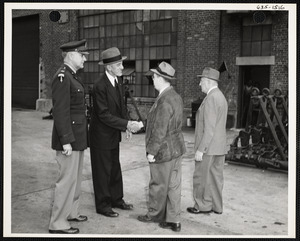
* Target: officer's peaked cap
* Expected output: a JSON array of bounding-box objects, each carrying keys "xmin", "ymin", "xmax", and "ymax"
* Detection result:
[{"xmin": 60, "ymin": 39, "xmax": 89, "ymax": 55}]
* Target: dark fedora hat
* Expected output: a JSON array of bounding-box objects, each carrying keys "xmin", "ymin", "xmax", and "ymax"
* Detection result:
[
  {"xmin": 60, "ymin": 39, "xmax": 89, "ymax": 55},
  {"xmin": 197, "ymin": 67, "xmax": 220, "ymax": 81},
  {"xmin": 150, "ymin": 61, "xmax": 176, "ymax": 80},
  {"xmin": 98, "ymin": 47, "xmax": 127, "ymax": 65}
]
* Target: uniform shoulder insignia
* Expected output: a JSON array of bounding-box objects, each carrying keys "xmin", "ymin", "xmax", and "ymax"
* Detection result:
[{"xmin": 57, "ymin": 67, "xmax": 66, "ymax": 82}]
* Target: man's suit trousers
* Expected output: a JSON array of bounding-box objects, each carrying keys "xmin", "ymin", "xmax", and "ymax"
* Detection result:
[
  {"xmin": 90, "ymin": 146, "xmax": 124, "ymax": 212},
  {"xmin": 193, "ymin": 155, "xmax": 225, "ymax": 213},
  {"xmin": 147, "ymin": 156, "xmax": 182, "ymax": 223}
]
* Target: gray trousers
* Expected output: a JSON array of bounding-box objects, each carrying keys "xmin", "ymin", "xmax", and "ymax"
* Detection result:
[
  {"xmin": 49, "ymin": 151, "xmax": 84, "ymax": 230},
  {"xmin": 147, "ymin": 156, "xmax": 182, "ymax": 223},
  {"xmin": 193, "ymin": 154, "xmax": 225, "ymax": 213}
]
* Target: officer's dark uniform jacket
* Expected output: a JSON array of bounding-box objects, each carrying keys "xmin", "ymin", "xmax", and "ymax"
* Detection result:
[{"xmin": 51, "ymin": 64, "xmax": 88, "ymax": 151}]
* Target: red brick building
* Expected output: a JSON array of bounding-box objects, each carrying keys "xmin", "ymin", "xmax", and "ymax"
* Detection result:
[{"xmin": 11, "ymin": 9, "xmax": 289, "ymax": 128}]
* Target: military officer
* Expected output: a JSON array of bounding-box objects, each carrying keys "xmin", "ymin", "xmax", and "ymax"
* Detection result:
[{"xmin": 49, "ymin": 39, "xmax": 89, "ymax": 234}]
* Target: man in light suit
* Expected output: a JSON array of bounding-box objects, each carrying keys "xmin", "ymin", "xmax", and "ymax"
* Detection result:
[
  {"xmin": 187, "ymin": 67, "xmax": 228, "ymax": 215},
  {"xmin": 89, "ymin": 47, "xmax": 142, "ymax": 218}
]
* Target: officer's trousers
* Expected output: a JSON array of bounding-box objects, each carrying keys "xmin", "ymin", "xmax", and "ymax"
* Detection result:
[{"xmin": 49, "ymin": 151, "xmax": 84, "ymax": 230}]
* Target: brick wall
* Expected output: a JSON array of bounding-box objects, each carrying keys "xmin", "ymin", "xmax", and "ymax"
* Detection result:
[
  {"xmin": 12, "ymin": 10, "xmax": 78, "ymax": 101},
  {"xmin": 219, "ymin": 12, "xmax": 242, "ymax": 108},
  {"xmin": 270, "ymin": 11, "xmax": 288, "ymax": 94},
  {"xmin": 177, "ymin": 10, "xmax": 221, "ymax": 108},
  {"xmin": 219, "ymin": 12, "xmax": 243, "ymax": 127}
]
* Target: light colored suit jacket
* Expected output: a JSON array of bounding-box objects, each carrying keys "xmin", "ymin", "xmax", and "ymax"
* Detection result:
[{"xmin": 194, "ymin": 87, "xmax": 228, "ymax": 155}]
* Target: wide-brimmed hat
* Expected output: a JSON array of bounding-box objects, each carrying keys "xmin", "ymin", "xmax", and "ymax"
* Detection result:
[
  {"xmin": 60, "ymin": 39, "xmax": 89, "ymax": 55},
  {"xmin": 98, "ymin": 47, "xmax": 127, "ymax": 65},
  {"xmin": 197, "ymin": 67, "xmax": 220, "ymax": 81},
  {"xmin": 150, "ymin": 62, "xmax": 176, "ymax": 80}
]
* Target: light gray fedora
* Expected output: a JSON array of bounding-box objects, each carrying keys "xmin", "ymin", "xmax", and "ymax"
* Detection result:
[
  {"xmin": 197, "ymin": 67, "xmax": 220, "ymax": 81},
  {"xmin": 98, "ymin": 47, "xmax": 127, "ymax": 65}
]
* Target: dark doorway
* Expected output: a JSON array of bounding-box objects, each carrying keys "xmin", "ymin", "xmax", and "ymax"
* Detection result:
[
  {"xmin": 12, "ymin": 14, "xmax": 39, "ymax": 109},
  {"xmin": 238, "ymin": 65, "xmax": 270, "ymax": 128}
]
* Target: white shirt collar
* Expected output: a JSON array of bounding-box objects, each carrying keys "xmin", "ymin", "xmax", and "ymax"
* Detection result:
[
  {"xmin": 207, "ymin": 86, "xmax": 218, "ymax": 95},
  {"xmin": 106, "ymin": 71, "xmax": 117, "ymax": 87},
  {"xmin": 159, "ymin": 85, "xmax": 170, "ymax": 95}
]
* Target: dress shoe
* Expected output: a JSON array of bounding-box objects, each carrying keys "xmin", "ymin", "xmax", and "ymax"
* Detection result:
[
  {"xmin": 67, "ymin": 215, "xmax": 88, "ymax": 222},
  {"xmin": 137, "ymin": 214, "xmax": 155, "ymax": 223},
  {"xmin": 49, "ymin": 227, "xmax": 79, "ymax": 234},
  {"xmin": 187, "ymin": 207, "xmax": 212, "ymax": 214},
  {"xmin": 112, "ymin": 202, "xmax": 133, "ymax": 210},
  {"xmin": 159, "ymin": 222, "xmax": 181, "ymax": 232},
  {"xmin": 97, "ymin": 210, "xmax": 119, "ymax": 218},
  {"xmin": 213, "ymin": 210, "xmax": 222, "ymax": 214}
]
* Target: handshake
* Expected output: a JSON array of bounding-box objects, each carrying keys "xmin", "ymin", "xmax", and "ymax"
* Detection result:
[{"xmin": 127, "ymin": 120, "xmax": 144, "ymax": 133}]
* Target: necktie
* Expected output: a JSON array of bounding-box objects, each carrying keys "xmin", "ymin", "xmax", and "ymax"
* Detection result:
[
  {"xmin": 114, "ymin": 78, "xmax": 121, "ymax": 104},
  {"xmin": 114, "ymin": 78, "xmax": 119, "ymax": 90}
]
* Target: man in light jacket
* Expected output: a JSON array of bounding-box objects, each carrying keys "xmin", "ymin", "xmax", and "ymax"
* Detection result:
[{"xmin": 187, "ymin": 67, "xmax": 228, "ymax": 215}]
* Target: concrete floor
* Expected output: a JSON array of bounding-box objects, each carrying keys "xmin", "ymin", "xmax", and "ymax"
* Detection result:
[{"xmin": 6, "ymin": 108, "xmax": 290, "ymax": 238}]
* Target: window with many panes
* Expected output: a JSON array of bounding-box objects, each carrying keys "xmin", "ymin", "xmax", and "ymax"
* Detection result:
[
  {"xmin": 241, "ymin": 14, "xmax": 272, "ymax": 57},
  {"xmin": 78, "ymin": 10, "xmax": 178, "ymax": 98}
]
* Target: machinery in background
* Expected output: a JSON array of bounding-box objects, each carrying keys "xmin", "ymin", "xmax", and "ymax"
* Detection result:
[{"xmin": 226, "ymin": 88, "xmax": 288, "ymax": 171}]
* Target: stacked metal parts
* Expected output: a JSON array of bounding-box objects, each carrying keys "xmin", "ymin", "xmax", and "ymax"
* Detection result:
[{"xmin": 226, "ymin": 88, "xmax": 288, "ymax": 171}]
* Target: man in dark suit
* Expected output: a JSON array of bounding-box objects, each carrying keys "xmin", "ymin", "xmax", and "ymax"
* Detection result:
[
  {"xmin": 187, "ymin": 67, "xmax": 228, "ymax": 215},
  {"xmin": 89, "ymin": 47, "xmax": 142, "ymax": 218},
  {"xmin": 49, "ymin": 39, "xmax": 89, "ymax": 234},
  {"xmin": 137, "ymin": 62, "xmax": 186, "ymax": 232}
]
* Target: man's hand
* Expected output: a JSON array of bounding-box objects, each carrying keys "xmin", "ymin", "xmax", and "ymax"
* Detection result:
[
  {"xmin": 127, "ymin": 121, "xmax": 144, "ymax": 133},
  {"xmin": 147, "ymin": 154, "xmax": 156, "ymax": 163},
  {"xmin": 62, "ymin": 144, "xmax": 72, "ymax": 156},
  {"xmin": 195, "ymin": 150, "xmax": 203, "ymax": 162}
]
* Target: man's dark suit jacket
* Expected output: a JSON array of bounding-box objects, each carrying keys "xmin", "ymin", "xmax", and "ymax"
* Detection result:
[{"xmin": 89, "ymin": 73, "xmax": 128, "ymax": 150}]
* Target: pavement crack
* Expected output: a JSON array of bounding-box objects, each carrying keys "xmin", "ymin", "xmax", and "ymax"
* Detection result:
[{"xmin": 12, "ymin": 187, "xmax": 53, "ymax": 198}]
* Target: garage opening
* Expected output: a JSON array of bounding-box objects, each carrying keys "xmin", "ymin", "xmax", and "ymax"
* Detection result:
[
  {"xmin": 12, "ymin": 14, "xmax": 39, "ymax": 109},
  {"xmin": 238, "ymin": 65, "xmax": 270, "ymax": 128}
]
